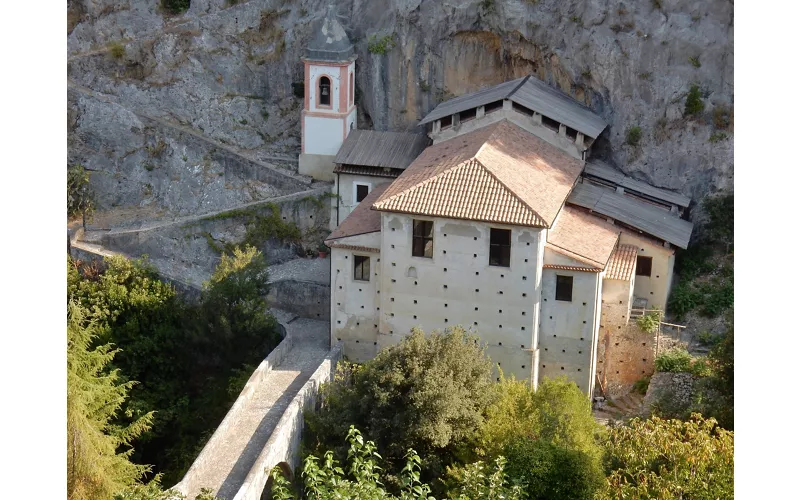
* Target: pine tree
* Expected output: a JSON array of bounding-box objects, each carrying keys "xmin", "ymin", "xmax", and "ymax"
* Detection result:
[{"xmin": 67, "ymin": 301, "xmax": 154, "ymax": 500}]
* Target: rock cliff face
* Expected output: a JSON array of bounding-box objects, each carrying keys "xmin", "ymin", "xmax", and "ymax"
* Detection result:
[{"xmin": 68, "ymin": 0, "xmax": 733, "ymax": 220}]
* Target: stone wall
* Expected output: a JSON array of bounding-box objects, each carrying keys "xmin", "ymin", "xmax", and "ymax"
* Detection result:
[
  {"xmin": 232, "ymin": 343, "xmax": 343, "ymax": 500},
  {"xmin": 267, "ymin": 279, "xmax": 330, "ymax": 321}
]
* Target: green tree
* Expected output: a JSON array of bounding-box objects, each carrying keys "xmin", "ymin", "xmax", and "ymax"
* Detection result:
[
  {"xmin": 476, "ymin": 376, "xmax": 604, "ymax": 500},
  {"xmin": 602, "ymin": 414, "xmax": 733, "ymax": 499},
  {"xmin": 67, "ymin": 301, "xmax": 154, "ymax": 500},
  {"xmin": 305, "ymin": 327, "xmax": 494, "ymax": 484},
  {"xmin": 68, "ymin": 164, "xmax": 96, "ymax": 230}
]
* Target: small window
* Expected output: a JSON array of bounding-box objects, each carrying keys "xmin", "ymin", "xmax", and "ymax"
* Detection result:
[
  {"xmin": 555, "ymin": 275, "xmax": 573, "ymax": 302},
  {"xmin": 460, "ymin": 108, "xmax": 477, "ymax": 122},
  {"xmin": 566, "ymin": 126, "xmax": 578, "ymax": 140},
  {"xmin": 412, "ymin": 219, "xmax": 434, "ymax": 258},
  {"xmin": 512, "ymin": 102, "xmax": 534, "ymax": 116},
  {"xmin": 485, "ymin": 100, "xmax": 504, "ymax": 114},
  {"xmin": 354, "ymin": 255, "xmax": 370, "ymax": 281},
  {"xmin": 636, "ymin": 256, "xmax": 653, "ymax": 277},
  {"xmin": 440, "ymin": 115, "xmax": 453, "ymax": 129},
  {"xmin": 489, "ymin": 228, "xmax": 511, "ymax": 267},
  {"xmin": 319, "ymin": 76, "xmax": 331, "ymax": 106},
  {"xmin": 541, "ymin": 115, "xmax": 560, "ymax": 132},
  {"xmin": 355, "ymin": 184, "xmax": 370, "ymax": 202}
]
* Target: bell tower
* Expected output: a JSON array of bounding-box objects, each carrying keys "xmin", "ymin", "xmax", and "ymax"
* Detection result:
[{"xmin": 299, "ymin": 4, "xmax": 357, "ymax": 181}]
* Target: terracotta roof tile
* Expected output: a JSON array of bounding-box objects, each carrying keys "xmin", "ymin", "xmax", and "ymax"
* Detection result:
[
  {"xmin": 328, "ymin": 243, "xmax": 380, "ymax": 253},
  {"xmin": 325, "ymin": 184, "xmax": 389, "ymax": 242},
  {"xmin": 543, "ymin": 264, "xmax": 601, "ymax": 273},
  {"xmin": 372, "ymin": 120, "xmax": 584, "ymax": 227},
  {"xmin": 547, "ymin": 206, "xmax": 620, "ymax": 268},
  {"xmin": 605, "ymin": 244, "xmax": 638, "ymax": 281}
]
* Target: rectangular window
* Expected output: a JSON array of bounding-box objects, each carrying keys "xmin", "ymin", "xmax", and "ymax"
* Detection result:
[
  {"xmin": 489, "ymin": 228, "xmax": 511, "ymax": 267},
  {"xmin": 555, "ymin": 275, "xmax": 573, "ymax": 302},
  {"xmin": 354, "ymin": 255, "xmax": 370, "ymax": 281},
  {"xmin": 485, "ymin": 100, "xmax": 504, "ymax": 114},
  {"xmin": 636, "ymin": 256, "xmax": 653, "ymax": 277},
  {"xmin": 355, "ymin": 183, "xmax": 370, "ymax": 202},
  {"xmin": 512, "ymin": 102, "xmax": 534, "ymax": 116},
  {"xmin": 440, "ymin": 115, "xmax": 453, "ymax": 129},
  {"xmin": 412, "ymin": 220, "xmax": 434, "ymax": 258},
  {"xmin": 541, "ymin": 115, "xmax": 561, "ymax": 132},
  {"xmin": 460, "ymin": 108, "xmax": 477, "ymax": 122}
]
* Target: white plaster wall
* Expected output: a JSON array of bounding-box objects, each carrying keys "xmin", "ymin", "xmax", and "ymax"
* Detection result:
[
  {"xmin": 620, "ymin": 233, "xmax": 676, "ymax": 311},
  {"xmin": 304, "ymin": 115, "xmax": 344, "ymax": 155},
  {"xmin": 346, "ymin": 107, "xmax": 357, "ymax": 133},
  {"xmin": 377, "ymin": 214, "xmax": 544, "ymax": 383},
  {"xmin": 333, "ymin": 173, "xmax": 394, "ymax": 225},
  {"xmin": 309, "ymin": 65, "xmax": 341, "ymax": 112},
  {"xmin": 430, "ymin": 105, "xmax": 584, "ymax": 160},
  {"xmin": 538, "ymin": 267, "xmax": 602, "ymax": 395},
  {"xmin": 330, "ymin": 232, "xmax": 381, "ymax": 361}
]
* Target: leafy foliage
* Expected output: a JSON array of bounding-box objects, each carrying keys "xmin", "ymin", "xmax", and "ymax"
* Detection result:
[
  {"xmin": 271, "ymin": 427, "xmax": 524, "ymax": 500},
  {"xmin": 161, "ymin": 0, "xmax": 190, "ymax": 15},
  {"xmin": 625, "ymin": 126, "xmax": 642, "ymax": 146},
  {"xmin": 67, "ymin": 301, "xmax": 154, "ymax": 500},
  {"xmin": 654, "ymin": 348, "xmax": 694, "ymax": 373},
  {"xmin": 684, "ymin": 85, "xmax": 704, "ymax": 116},
  {"xmin": 67, "ymin": 164, "xmax": 96, "ymax": 227},
  {"xmin": 602, "ymin": 414, "xmax": 733, "ymax": 499},
  {"xmin": 475, "ymin": 376, "xmax": 604, "ymax": 499},
  {"xmin": 636, "ymin": 310, "xmax": 660, "ymax": 334},
  {"xmin": 109, "ymin": 41, "xmax": 126, "ymax": 59},
  {"xmin": 688, "ymin": 56, "xmax": 701, "ymax": 68},
  {"xmin": 632, "ymin": 376, "xmax": 650, "ymax": 395},
  {"xmin": 304, "ymin": 327, "xmax": 494, "ymax": 486},
  {"xmin": 502, "ymin": 439, "xmax": 602, "ymax": 500},
  {"xmin": 68, "ymin": 247, "xmax": 281, "ymax": 484},
  {"xmin": 712, "ymin": 105, "xmax": 732, "ymax": 130},
  {"xmin": 367, "ymin": 34, "xmax": 396, "ymax": 55}
]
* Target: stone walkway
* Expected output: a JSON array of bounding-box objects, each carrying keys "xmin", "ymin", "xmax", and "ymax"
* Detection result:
[
  {"xmin": 267, "ymin": 256, "xmax": 331, "ymax": 285},
  {"xmin": 179, "ymin": 310, "xmax": 330, "ymax": 500}
]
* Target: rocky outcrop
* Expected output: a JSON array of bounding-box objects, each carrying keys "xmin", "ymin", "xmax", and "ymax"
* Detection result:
[{"xmin": 68, "ymin": 0, "xmax": 733, "ymax": 218}]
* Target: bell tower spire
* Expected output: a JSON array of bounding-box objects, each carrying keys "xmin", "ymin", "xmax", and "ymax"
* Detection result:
[{"xmin": 298, "ymin": 4, "xmax": 357, "ymax": 181}]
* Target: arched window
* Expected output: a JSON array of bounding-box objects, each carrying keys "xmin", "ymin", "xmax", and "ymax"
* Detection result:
[
  {"xmin": 319, "ymin": 76, "xmax": 331, "ymax": 106},
  {"xmin": 349, "ymin": 72, "xmax": 354, "ymax": 105}
]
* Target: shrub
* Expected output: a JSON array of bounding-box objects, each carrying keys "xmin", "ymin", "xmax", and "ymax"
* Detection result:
[
  {"xmin": 709, "ymin": 132, "xmax": 727, "ymax": 143},
  {"xmin": 503, "ymin": 438, "xmax": 603, "ymax": 500},
  {"xmin": 684, "ymin": 85, "xmax": 704, "ymax": 116},
  {"xmin": 696, "ymin": 331, "xmax": 720, "ymax": 347},
  {"xmin": 602, "ymin": 414, "xmax": 733, "ymax": 499},
  {"xmin": 108, "ymin": 41, "xmax": 126, "ymax": 59},
  {"xmin": 305, "ymin": 326, "xmax": 494, "ymax": 483},
  {"xmin": 655, "ymin": 348, "xmax": 694, "ymax": 373},
  {"xmin": 67, "ymin": 164, "xmax": 96, "ymax": 228},
  {"xmin": 367, "ymin": 34, "xmax": 396, "ymax": 55},
  {"xmin": 636, "ymin": 310, "xmax": 660, "ymax": 334},
  {"xmin": 625, "ymin": 126, "xmax": 642, "ymax": 146},
  {"xmin": 632, "ymin": 376, "xmax": 650, "ymax": 395},
  {"xmin": 712, "ymin": 105, "xmax": 732, "ymax": 129},
  {"xmin": 161, "ymin": 0, "xmax": 190, "ymax": 15},
  {"xmin": 478, "ymin": 376, "xmax": 603, "ymax": 465},
  {"xmin": 688, "ymin": 56, "xmax": 701, "ymax": 68},
  {"xmin": 667, "ymin": 281, "xmax": 700, "ymax": 319}
]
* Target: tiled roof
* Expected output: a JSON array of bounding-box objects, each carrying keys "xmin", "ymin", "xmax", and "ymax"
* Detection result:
[
  {"xmin": 334, "ymin": 130, "xmax": 430, "ymax": 170},
  {"xmin": 325, "ymin": 183, "xmax": 389, "ymax": 242},
  {"xmin": 327, "ymin": 243, "xmax": 380, "ymax": 253},
  {"xmin": 547, "ymin": 206, "xmax": 621, "ymax": 269},
  {"xmin": 333, "ymin": 164, "xmax": 403, "ymax": 178},
  {"xmin": 605, "ymin": 244, "xmax": 638, "ymax": 281},
  {"xmin": 543, "ymin": 264, "xmax": 601, "ymax": 273},
  {"xmin": 372, "ymin": 120, "xmax": 584, "ymax": 228}
]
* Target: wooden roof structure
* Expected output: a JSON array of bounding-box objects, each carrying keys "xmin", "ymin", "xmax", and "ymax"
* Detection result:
[
  {"xmin": 334, "ymin": 130, "xmax": 430, "ymax": 170},
  {"xmin": 567, "ymin": 182, "xmax": 694, "ymax": 249},
  {"xmin": 584, "ymin": 161, "xmax": 691, "ymax": 208},
  {"xmin": 419, "ymin": 75, "xmax": 608, "ymax": 138}
]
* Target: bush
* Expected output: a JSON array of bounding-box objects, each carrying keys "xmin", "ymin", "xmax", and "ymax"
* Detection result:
[
  {"xmin": 305, "ymin": 326, "xmax": 494, "ymax": 483},
  {"xmin": 654, "ymin": 348, "xmax": 693, "ymax": 373},
  {"xmin": 684, "ymin": 85, "xmax": 705, "ymax": 116},
  {"xmin": 367, "ymin": 34, "xmax": 396, "ymax": 55},
  {"xmin": 712, "ymin": 105, "xmax": 732, "ymax": 129},
  {"xmin": 108, "ymin": 41, "xmax": 126, "ymax": 59},
  {"xmin": 602, "ymin": 414, "xmax": 733, "ymax": 499},
  {"xmin": 161, "ymin": 0, "xmax": 190, "ymax": 15},
  {"xmin": 636, "ymin": 310, "xmax": 660, "ymax": 334},
  {"xmin": 632, "ymin": 376, "xmax": 650, "ymax": 395},
  {"xmin": 503, "ymin": 438, "xmax": 602, "ymax": 500},
  {"xmin": 625, "ymin": 126, "xmax": 642, "ymax": 146}
]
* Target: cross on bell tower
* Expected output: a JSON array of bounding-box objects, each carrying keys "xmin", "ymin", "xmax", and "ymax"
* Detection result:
[{"xmin": 298, "ymin": 4, "xmax": 357, "ymax": 181}]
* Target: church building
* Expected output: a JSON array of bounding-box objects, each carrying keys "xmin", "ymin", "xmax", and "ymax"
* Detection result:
[{"xmin": 299, "ymin": 8, "xmax": 694, "ymax": 396}]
